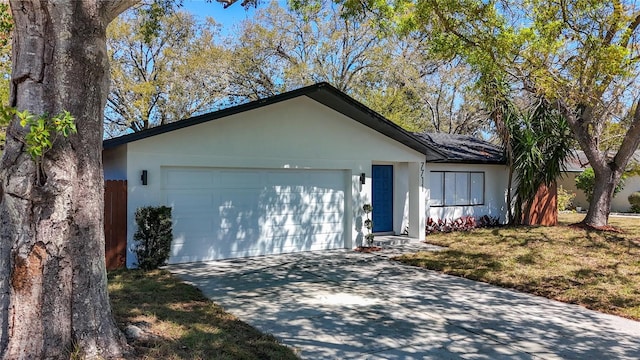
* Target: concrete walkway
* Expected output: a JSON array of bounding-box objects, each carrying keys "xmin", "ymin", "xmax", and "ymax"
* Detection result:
[{"xmin": 168, "ymin": 241, "xmax": 640, "ymax": 359}]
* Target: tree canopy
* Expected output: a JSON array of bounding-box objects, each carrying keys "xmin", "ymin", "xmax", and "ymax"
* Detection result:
[
  {"xmin": 334, "ymin": 0, "xmax": 640, "ymax": 226},
  {"xmin": 223, "ymin": 0, "xmax": 489, "ymax": 134},
  {"xmin": 106, "ymin": 8, "xmax": 229, "ymax": 135}
]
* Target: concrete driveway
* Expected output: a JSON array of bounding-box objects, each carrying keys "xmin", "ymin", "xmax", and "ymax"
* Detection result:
[{"xmin": 168, "ymin": 242, "xmax": 640, "ymax": 359}]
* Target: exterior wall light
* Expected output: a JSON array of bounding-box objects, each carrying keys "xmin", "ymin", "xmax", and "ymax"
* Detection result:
[
  {"xmin": 141, "ymin": 170, "xmax": 148, "ymax": 185},
  {"xmin": 360, "ymin": 173, "xmax": 366, "ymax": 185}
]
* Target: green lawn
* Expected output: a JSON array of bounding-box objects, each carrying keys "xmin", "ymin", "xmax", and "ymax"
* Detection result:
[
  {"xmin": 396, "ymin": 213, "xmax": 640, "ymax": 320},
  {"xmin": 108, "ymin": 270, "xmax": 299, "ymax": 360}
]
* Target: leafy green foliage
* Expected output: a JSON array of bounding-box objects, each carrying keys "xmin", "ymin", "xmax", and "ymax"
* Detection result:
[
  {"xmin": 133, "ymin": 206, "xmax": 173, "ymax": 270},
  {"xmin": 0, "ymin": 106, "xmax": 77, "ymax": 184},
  {"xmin": 17, "ymin": 110, "xmax": 76, "ymax": 160},
  {"xmin": 106, "ymin": 9, "xmax": 228, "ymax": 136},
  {"xmin": 492, "ymin": 94, "xmax": 574, "ymax": 224},
  {"xmin": 557, "ymin": 186, "xmax": 576, "ymax": 212},
  {"xmin": 0, "ymin": 3, "xmax": 12, "ymax": 48},
  {"xmin": 576, "ymin": 167, "xmax": 625, "ymax": 202},
  {"xmin": 628, "ymin": 192, "xmax": 640, "ymax": 213},
  {"xmin": 226, "ymin": 1, "xmax": 488, "ymax": 135}
]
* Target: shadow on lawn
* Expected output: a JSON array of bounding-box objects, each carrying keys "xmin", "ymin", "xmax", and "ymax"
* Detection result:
[
  {"xmin": 107, "ymin": 270, "xmax": 299, "ymax": 360},
  {"xmin": 401, "ymin": 249, "xmax": 503, "ymax": 280}
]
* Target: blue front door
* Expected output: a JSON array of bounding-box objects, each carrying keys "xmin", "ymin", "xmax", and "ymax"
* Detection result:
[{"xmin": 372, "ymin": 165, "xmax": 393, "ymax": 232}]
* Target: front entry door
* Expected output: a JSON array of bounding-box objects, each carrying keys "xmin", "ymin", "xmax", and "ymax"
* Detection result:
[{"xmin": 372, "ymin": 165, "xmax": 393, "ymax": 232}]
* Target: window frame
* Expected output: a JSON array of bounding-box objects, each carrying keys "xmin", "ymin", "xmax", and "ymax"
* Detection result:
[{"xmin": 429, "ymin": 171, "xmax": 485, "ymax": 207}]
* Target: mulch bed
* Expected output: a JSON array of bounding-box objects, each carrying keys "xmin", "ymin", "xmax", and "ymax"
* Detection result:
[
  {"xmin": 354, "ymin": 246, "xmax": 383, "ymax": 253},
  {"xmin": 568, "ymin": 222, "xmax": 624, "ymax": 233}
]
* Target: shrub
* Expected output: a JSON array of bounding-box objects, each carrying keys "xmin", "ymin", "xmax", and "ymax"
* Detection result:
[
  {"xmin": 575, "ymin": 167, "xmax": 625, "ymax": 201},
  {"xmin": 425, "ymin": 215, "xmax": 497, "ymax": 235},
  {"xmin": 629, "ymin": 192, "xmax": 640, "ymax": 213},
  {"xmin": 478, "ymin": 215, "xmax": 501, "ymax": 227},
  {"xmin": 132, "ymin": 206, "xmax": 173, "ymax": 270},
  {"xmin": 557, "ymin": 185, "xmax": 576, "ymax": 211}
]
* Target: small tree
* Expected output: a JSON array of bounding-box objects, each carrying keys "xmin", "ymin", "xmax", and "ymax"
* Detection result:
[
  {"xmin": 362, "ymin": 204, "xmax": 374, "ymax": 246},
  {"xmin": 133, "ymin": 206, "xmax": 173, "ymax": 270}
]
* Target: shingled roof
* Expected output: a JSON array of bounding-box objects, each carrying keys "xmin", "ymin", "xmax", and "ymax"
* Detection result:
[
  {"xmin": 564, "ymin": 150, "xmax": 640, "ymax": 172},
  {"xmin": 412, "ymin": 132, "xmax": 506, "ymax": 164}
]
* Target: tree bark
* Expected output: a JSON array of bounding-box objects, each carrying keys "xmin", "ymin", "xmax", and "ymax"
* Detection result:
[
  {"xmin": 583, "ymin": 164, "xmax": 623, "ymax": 227},
  {"xmin": 0, "ymin": 1, "xmax": 137, "ymax": 358}
]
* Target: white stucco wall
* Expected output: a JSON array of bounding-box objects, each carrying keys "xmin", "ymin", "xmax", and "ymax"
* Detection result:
[
  {"xmin": 425, "ymin": 163, "xmax": 510, "ymax": 223},
  {"xmin": 117, "ymin": 96, "xmax": 425, "ymax": 266},
  {"xmin": 615, "ymin": 176, "xmax": 640, "ymax": 212}
]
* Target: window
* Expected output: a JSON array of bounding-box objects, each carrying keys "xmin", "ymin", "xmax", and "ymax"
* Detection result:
[{"xmin": 429, "ymin": 171, "xmax": 484, "ymax": 206}]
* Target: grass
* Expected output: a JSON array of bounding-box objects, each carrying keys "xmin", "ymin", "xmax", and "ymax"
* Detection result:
[
  {"xmin": 108, "ymin": 270, "xmax": 299, "ymax": 360},
  {"xmin": 396, "ymin": 213, "xmax": 640, "ymax": 320}
]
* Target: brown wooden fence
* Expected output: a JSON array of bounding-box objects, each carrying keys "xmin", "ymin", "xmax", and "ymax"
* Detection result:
[
  {"xmin": 524, "ymin": 182, "xmax": 558, "ymax": 226},
  {"xmin": 104, "ymin": 180, "xmax": 127, "ymax": 270}
]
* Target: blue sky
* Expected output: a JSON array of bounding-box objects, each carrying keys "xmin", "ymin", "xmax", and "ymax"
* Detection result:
[{"xmin": 181, "ymin": 0, "xmax": 260, "ymax": 30}]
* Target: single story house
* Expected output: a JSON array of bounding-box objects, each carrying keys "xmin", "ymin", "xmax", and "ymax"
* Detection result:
[
  {"xmin": 103, "ymin": 82, "xmax": 509, "ymax": 267},
  {"xmin": 558, "ymin": 151, "xmax": 640, "ymax": 212}
]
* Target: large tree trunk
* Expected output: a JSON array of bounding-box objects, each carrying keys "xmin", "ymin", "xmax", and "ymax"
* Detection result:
[
  {"xmin": 582, "ymin": 164, "xmax": 623, "ymax": 227},
  {"xmin": 0, "ymin": 1, "xmax": 136, "ymax": 358}
]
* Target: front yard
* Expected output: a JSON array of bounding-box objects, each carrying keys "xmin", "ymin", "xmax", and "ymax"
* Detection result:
[
  {"xmin": 396, "ymin": 213, "xmax": 640, "ymax": 320},
  {"xmin": 108, "ymin": 270, "xmax": 299, "ymax": 360}
]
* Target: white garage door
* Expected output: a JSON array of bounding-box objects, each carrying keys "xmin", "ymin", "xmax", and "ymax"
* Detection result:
[{"xmin": 163, "ymin": 167, "xmax": 346, "ymax": 263}]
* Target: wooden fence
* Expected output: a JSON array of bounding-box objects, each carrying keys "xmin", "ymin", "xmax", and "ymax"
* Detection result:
[
  {"xmin": 524, "ymin": 182, "xmax": 558, "ymax": 226},
  {"xmin": 104, "ymin": 180, "xmax": 127, "ymax": 270}
]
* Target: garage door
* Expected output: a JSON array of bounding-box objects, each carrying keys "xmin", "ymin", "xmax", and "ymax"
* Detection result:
[{"xmin": 163, "ymin": 167, "xmax": 346, "ymax": 263}]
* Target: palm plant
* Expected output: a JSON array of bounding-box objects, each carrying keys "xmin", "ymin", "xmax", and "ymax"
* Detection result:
[
  {"xmin": 481, "ymin": 73, "xmax": 573, "ymax": 225},
  {"xmin": 509, "ymin": 99, "xmax": 574, "ymax": 223}
]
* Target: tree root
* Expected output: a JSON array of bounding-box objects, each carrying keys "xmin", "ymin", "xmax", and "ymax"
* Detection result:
[{"xmin": 569, "ymin": 222, "xmax": 624, "ymax": 233}]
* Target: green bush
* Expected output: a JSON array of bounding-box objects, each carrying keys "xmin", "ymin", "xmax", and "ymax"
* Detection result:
[
  {"xmin": 557, "ymin": 185, "xmax": 576, "ymax": 211},
  {"xmin": 575, "ymin": 167, "xmax": 625, "ymax": 201},
  {"xmin": 133, "ymin": 206, "xmax": 173, "ymax": 270},
  {"xmin": 629, "ymin": 192, "xmax": 640, "ymax": 213}
]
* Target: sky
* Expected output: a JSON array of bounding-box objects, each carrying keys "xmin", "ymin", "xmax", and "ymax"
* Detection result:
[{"xmin": 180, "ymin": 0, "xmax": 262, "ymax": 31}]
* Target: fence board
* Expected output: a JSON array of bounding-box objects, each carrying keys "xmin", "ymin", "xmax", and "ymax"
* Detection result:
[
  {"xmin": 104, "ymin": 180, "xmax": 127, "ymax": 270},
  {"xmin": 524, "ymin": 182, "xmax": 558, "ymax": 226}
]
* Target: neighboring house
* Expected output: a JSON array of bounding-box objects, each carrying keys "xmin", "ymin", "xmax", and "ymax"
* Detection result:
[
  {"xmin": 103, "ymin": 82, "xmax": 509, "ymax": 266},
  {"xmin": 558, "ymin": 151, "xmax": 640, "ymax": 212}
]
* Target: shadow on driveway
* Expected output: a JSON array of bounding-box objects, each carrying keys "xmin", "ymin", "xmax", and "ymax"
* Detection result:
[{"xmin": 168, "ymin": 247, "xmax": 640, "ymax": 359}]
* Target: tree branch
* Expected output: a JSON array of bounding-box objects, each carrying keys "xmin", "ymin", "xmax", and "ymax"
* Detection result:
[
  {"xmin": 602, "ymin": 0, "xmax": 622, "ymax": 46},
  {"xmin": 100, "ymin": 0, "xmax": 140, "ymax": 22}
]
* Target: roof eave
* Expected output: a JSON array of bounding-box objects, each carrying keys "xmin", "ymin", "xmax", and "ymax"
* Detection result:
[
  {"xmin": 103, "ymin": 82, "xmax": 449, "ymax": 161},
  {"xmin": 428, "ymin": 159, "xmax": 507, "ymax": 165}
]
